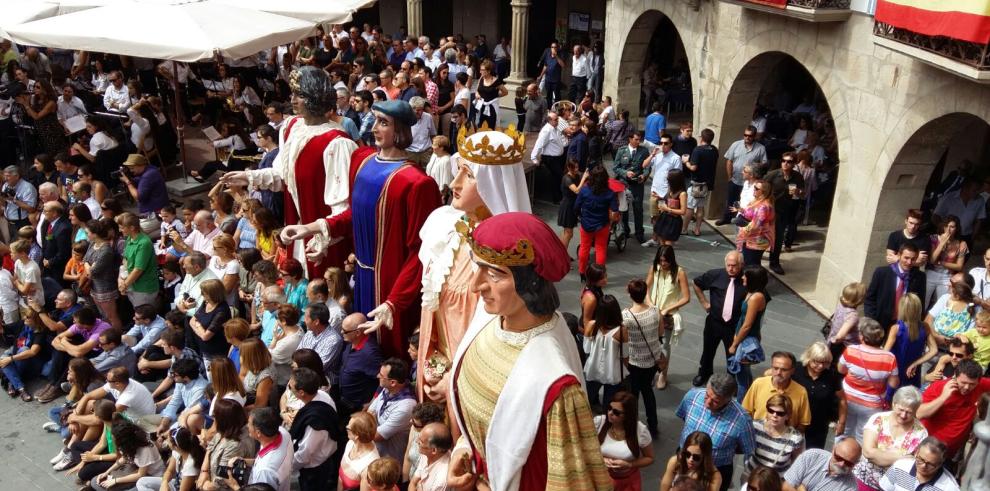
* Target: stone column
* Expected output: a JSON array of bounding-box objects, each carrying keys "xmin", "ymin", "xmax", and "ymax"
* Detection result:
[
  {"xmin": 499, "ymin": 0, "xmax": 532, "ymax": 113},
  {"xmin": 407, "ymin": 0, "xmax": 423, "ymax": 37}
]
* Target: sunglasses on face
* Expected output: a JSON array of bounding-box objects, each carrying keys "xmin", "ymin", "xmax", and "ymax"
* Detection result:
[
  {"xmin": 743, "ymin": 134, "xmax": 754, "ymax": 138},
  {"xmin": 766, "ymin": 407, "xmax": 787, "ymax": 417},
  {"xmin": 832, "ymin": 452, "xmax": 857, "ymax": 467},
  {"xmin": 661, "ymin": 141, "xmax": 672, "ymax": 146},
  {"xmin": 950, "ymin": 352, "xmax": 967, "ymax": 359},
  {"xmin": 782, "ymin": 159, "xmax": 795, "ymax": 163},
  {"xmin": 608, "ymin": 407, "xmax": 624, "ymax": 416},
  {"xmin": 681, "ymin": 450, "xmax": 702, "ymax": 462}
]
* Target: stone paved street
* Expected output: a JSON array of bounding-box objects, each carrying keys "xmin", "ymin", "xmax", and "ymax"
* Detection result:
[{"xmin": 0, "ymin": 201, "xmax": 828, "ymax": 490}]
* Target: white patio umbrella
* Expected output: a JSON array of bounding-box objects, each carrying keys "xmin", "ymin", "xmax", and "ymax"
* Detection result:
[
  {"xmin": 210, "ymin": 0, "xmax": 375, "ymax": 24},
  {"xmin": 4, "ymin": 0, "xmax": 319, "ymax": 62},
  {"xmin": 0, "ymin": 1, "xmax": 60, "ymax": 41}
]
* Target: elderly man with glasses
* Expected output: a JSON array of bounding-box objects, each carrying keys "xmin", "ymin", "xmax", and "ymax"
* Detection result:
[
  {"xmin": 102, "ymin": 70, "xmax": 130, "ymax": 114},
  {"xmin": 783, "ymin": 438, "xmax": 862, "ymax": 491},
  {"xmin": 717, "ymin": 125, "xmax": 766, "ymax": 226},
  {"xmin": 677, "ymin": 373, "xmax": 756, "ymax": 491},
  {"xmin": 879, "ymin": 437, "xmax": 959, "ymax": 491}
]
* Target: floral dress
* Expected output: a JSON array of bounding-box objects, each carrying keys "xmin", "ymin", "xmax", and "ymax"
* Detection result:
[{"xmin": 852, "ymin": 411, "xmax": 927, "ymax": 489}]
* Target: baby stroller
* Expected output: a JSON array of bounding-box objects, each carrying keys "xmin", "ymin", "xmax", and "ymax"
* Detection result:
[{"xmin": 608, "ymin": 178, "xmax": 629, "ymax": 252}]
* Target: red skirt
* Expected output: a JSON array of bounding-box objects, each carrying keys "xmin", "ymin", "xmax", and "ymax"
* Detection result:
[{"xmin": 610, "ymin": 468, "xmax": 642, "ymax": 491}]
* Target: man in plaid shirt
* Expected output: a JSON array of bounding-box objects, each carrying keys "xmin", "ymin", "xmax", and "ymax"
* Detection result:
[{"xmin": 676, "ymin": 373, "xmax": 756, "ymax": 491}]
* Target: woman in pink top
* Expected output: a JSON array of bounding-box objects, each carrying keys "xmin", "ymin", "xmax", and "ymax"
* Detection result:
[
  {"xmin": 734, "ymin": 179, "xmax": 775, "ymax": 267},
  {"xmin": 838, "ymin": 318, "xmax": 899, "ymax": 444}
]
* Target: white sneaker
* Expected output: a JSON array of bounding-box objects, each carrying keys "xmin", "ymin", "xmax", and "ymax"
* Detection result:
[
  {"xmin": 42, "ymin": 422, "xmax": 60, "ymax": 434},
  {"xmin": 641, "ymin": 239, "xmax": 657, "ymax": 247},
  {"xmin": 49, "ymin": 449, "xmax": 66, "ymax": 465},
  {"xmin": 52, "ymin": 454, "xmax": 75, "ymax": 471}
]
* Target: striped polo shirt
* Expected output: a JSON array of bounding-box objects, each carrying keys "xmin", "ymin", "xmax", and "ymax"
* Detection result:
[
  {"xmin": 878, "ymin": 457, "xmax": 959, "ymax": 491},
  {"xmin": 839, "ymin": 344, "xmax": 898, "ymax": 408}
]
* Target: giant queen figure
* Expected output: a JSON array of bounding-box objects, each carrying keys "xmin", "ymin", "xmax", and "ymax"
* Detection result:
[{"xmin": 222, "ymin": 66, "xmax": 356, "ymax": 278}]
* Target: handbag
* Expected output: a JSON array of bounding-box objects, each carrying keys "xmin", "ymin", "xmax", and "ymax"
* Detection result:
[
  {"xmin": 820, "ymin": 317, "xmax": 832, "ymax": 338},
  {"xmin": 690, "ymin": 180, "xmax": 709, "ymax": 199}
]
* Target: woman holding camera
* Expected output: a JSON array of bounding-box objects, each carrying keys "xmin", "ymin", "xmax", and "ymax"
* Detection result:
[{"xmin": 199, "ymin": 399, "xmax": 255, "ymax": 491}]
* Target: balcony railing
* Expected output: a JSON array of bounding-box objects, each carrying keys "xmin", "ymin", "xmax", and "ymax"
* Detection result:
[
  {"xmin": 873, "ymin": 21, "xmax": 990, "ymax": 82},
  {"xmin": 720, "ymin": 0, "xmax": 852, "ymax": 22}
]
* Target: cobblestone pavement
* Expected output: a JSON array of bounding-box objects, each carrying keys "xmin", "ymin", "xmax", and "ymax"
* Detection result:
[{"xmin": 0, "ymin": 201, "xmax": 827, "ymax": 490}]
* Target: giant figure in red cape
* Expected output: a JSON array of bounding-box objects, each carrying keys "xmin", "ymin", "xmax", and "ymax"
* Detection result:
[
  {"xmin": 222, "ymin": 66, "xmax": 356, "ymax": 279},
  {"xmin": 283, "ymin": 100, "xmax": 441, "ymax": 359}
]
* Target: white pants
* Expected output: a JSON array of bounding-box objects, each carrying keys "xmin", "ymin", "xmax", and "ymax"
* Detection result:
[{"xmin": 136, "ymin": 476, "xmax": 164, "ymax": 491}]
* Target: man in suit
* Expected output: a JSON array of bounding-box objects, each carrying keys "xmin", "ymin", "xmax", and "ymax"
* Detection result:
[
  {"xmin": 692, "ymin": 250, "xmax": 747, "ymax": 387},
  {"xmin": 40, "ymin": 200, "xmax": 71, "ymax": 284},
  {"xmin": 865, "ymin": 243, "xmax": 926, "ymax": 332},
  {"xmin": 612, "ymin": 131, "xmax": 654, "ymax": 243}
]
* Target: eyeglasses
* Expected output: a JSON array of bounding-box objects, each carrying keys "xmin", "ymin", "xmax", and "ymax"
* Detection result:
[
  {"xmin": 411, "ymin": 420, "xmax": 424, "ymax": 430},
  {"xmin": 660, "ymin": 141, "xmax": 672, "ymax": 146},
  {"xmin": 915, "ymin": 454, "xmax": 941, "ymax": 469},
  {"xmin": 782, "ymin": 159, "xmax": 795, "ymax": 163},
  {"xmin": 766, "ymin": 407, "xmax": 788, "ymax": 417},
  {"xmin": 949, "ymin": 352, "xmax": 967, "ymax": 359},
  {"xmin": 832, "ymin": 452, "xmax": 857, "ymax": 468},
  {"xmin": 607, "ymin": 407, "xmax": 624, "ymax": 416},
  {"xmin": 681, "ymin": 450, "xmax": 703, "ymax": 462}
]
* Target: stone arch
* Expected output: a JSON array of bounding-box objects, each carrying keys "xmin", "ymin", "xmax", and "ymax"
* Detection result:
[
  {"xmin": 870, "ymin": 113, "xmax": 990, "ymax": 258},
  {"xmin": 604, "ymin": 1, "xmax": 702, "ymax": 125}
]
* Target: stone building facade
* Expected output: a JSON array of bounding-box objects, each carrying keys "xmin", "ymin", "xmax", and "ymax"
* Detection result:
[{"xmin": 604, "ymin": 0, "xmax": 990, "ymax": 310}]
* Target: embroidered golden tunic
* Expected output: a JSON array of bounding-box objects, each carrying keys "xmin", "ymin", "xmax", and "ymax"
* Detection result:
[{"xmin": 455, "ymin": 317, "xmax": 611, "ymax": 490}]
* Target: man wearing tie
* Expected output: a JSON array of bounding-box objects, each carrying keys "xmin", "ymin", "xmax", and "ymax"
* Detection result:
[
  {"xmin": 40, "ymin": 201, "xmax": 71, "ymax": 284},
  {"xmin": 865, "ymin": 243, "xmax": 926, "ymax": 332},
  {"xmin": 692, "ymin": 250, "xmax": 746, "ymax": 387}
]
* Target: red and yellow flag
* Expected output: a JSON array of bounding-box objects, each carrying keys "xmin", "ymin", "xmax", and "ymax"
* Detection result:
[
  {"xmin": 876, "ymin": 0, "xmax": 990, "ymax": 44},
  {"xmin": 743, "ymin": 0, "xmax": 788, "ymax": 8}
]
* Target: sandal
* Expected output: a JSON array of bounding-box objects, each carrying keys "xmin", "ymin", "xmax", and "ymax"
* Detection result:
[{"xmin": 19, "ymin": 389, "xmax": 33, "ymax": 402}]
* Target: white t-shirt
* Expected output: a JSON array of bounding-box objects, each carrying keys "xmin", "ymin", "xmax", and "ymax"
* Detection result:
[
  {"xmin": 0, "ymin": 269, "xmax": 21, "ymax": 323},
  {"xmin": 208, "ymin": 256, "xmax": 241, "ymax": 305},
  {"xmin": 209, "ymin": 391, "xmax": 247, "ymax": 416},
  {"xmin": 14, "ymin": 259, "xmax": 44, "ymax": 307},
  {"xmin": 133, "ymin": 445, "xmax": 166, "ymax": 476},
  {"xmin": 104, "ymin": 380, "xmax": 157, "ymax": 418},
  {"xmin": 89, "ymin": 131, "xmax": 118, "ymax": 154},
  {"xmin": 174, "ymin": 450, "xmax": 199, "ymax": 479},
  {"xmin": 593, "ymin": 416, "xmax": 652, "ymax": 462},
  {"xmin": 127, "ymin": 108, "xmax": 154, "ymax": 151},
  {"xmin": 454, "ymin": 88, "xmax": 470, "ymax": 108}
]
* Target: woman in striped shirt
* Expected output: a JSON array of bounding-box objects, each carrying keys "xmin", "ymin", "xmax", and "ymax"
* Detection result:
[
  {"xmin": 838, "ymin": 318, "xmax": 900, "ymax": 443},
  {"xmin": 743, "ymin": 393, "xmax": 805, "ymax": 484}
]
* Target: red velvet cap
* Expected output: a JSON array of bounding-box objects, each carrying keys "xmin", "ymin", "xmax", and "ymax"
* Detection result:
[{"xmin": 469, "ymin": 212, "xmax": 571, "ymax": 282}]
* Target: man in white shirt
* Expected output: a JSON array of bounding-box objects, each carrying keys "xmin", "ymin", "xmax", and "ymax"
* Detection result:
[
  {"xmin": 531, "ymin": 111, "xmax": 568, "ymax": 203},
  {"xmin": 288, "ymin": 368, "xmax": 340, "ymax": 491},
  {"xmin": 102, "ymin": 71, "xmax": 130, "ymax": 114},
  {"xmin": 73, "ymin": 181, "xmax": 101, "ymax": 219},
  {"xmin": 970, "ymin": 251, "xmax": 990, "ymax": 311},
  {"xmin": 408, "ymin": 97, "xmax": 436, "ymax": 166},
  {"xmin": 167, "ymin": 210, "xmax": 220, "ymax": 260},
  {"xmin": 367, "ymin": 358, "xmax": 417, "ymax": 463},
  {"xmin": 174, "ymin": 252, "xmax": 219, "ymax": 317},
  {"xmin": 409, "ymin": 422, "xmax": 453, "ymax": 491},
  {"xmin": 643, "ymin": 132, "xmax": 682, "ymax": 247},
  {"xmin": 56, "ymin": 84, "xmax": 87, "ymax": 123},
  {"xmin": 569, "ymin": 44, "xmax": 590, "ymax": 103},
  {"xmin": 239, "ymin": 407, "xmax": 294, "ymax": 491}
]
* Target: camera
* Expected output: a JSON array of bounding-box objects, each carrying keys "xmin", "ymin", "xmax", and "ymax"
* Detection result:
[
  {"xmin": 162, "ymin": 226, "xmax": 174, "ymax": 247},
  {"xmin": 110, "ymin": 167, "xmax": 132, "ymax": 180},
  {"xmin": 0, "ymin": 81, "xmax": 25, "ymax": 101},
  {"xmin": 0, "ymin": 188, "xmax": 16, "ymax": 199}
]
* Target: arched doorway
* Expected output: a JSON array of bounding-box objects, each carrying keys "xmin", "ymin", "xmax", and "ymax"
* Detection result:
[
  {"xmin": 616, "ymin": 10, "xmax": 691, "ymax": 124},
  {"xmin": 715, "ymin": 51, "xmax": 841, "ymax": 290},
  {"xmin": 872, "ymin": 113, "xmax": 990, "ymax": 260}
]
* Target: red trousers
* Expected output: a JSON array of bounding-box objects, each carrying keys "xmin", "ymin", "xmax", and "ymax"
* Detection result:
[{"xmin": 578, "ymin": 225, "xmax": 609, "ymax": 274}]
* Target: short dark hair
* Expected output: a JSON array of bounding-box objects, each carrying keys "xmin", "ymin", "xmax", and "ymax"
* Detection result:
[
  {"xmin": 626, "ymin": 279, "xmax": 648, "ymax": 304},
  {"xmin": 161, "ymin": 327, "xmax": 185, "ymax": 349},
  {"xmin": 73, "ymin": 307, "xmax": 98, "ymax": 326},
  {"xmin": 292, "ymin": 367, "xmax": 322, "ymax": 395},
  {"xmin": 382, "ymin": 358, "xmax": 410, "ymax": 384},
  {"xmin": 256, "ymin": 124, "xmax": 277, "ymax": 143},
  {"xmin": 306, "ymin": 302, "xmax": 330, "ymax": 326},
  {"xmin": 949, "ymin": 337, "xmax": 976, "ymax": 355},
  {"xmin": 172, "ymin": 358, "xmax": 200, "ymax": 379},
  {"xmin": 134, "ymin": 304, "xmax": 157, "ymax": 321},
  {"xmin": 898, "ymin": 242, "xmax": 919, "ymax": 255},
  {"xmin": 956, "ymin": 359, "xmax": 983, "ymax": 379},
  {"xmin": 99, "ymin": 328, "xmax": 122, "ymax": 346},
  {"xmin": 700, "ymin": 128, "xmax": 715, "ymax": 144},
  {"xmin": 412, "ymin": 402, "xmax": 446, "ymax": 424},
  {"xmin": 743, "ymin": 266, "xmax": 769, "ymax": 294},
  {"xmin": 771, "ymin": 351, "xmax": 796, "ymax": 368},
  {"xmin": 594, "ymin": 294, "xmax": 623, "ymax": 329},
  {"xmin": 250, "ymin": 407, "xmax": 282, "ymax": 437}
]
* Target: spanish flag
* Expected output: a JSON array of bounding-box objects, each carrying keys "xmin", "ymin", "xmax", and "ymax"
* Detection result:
[
  {"xmin": 744, "ymin": 0, "xmax": 788, "ymax": 7},
  {"xmin": 876, "ymin": 0, "xmax": 990, "ymax": 44}
]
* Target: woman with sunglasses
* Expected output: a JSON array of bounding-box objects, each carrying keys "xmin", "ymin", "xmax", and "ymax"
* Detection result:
[
  {"xmin": 660, "ymin": 431, "xmax": 722, "ymax": 491},
  {"xmin": 733, "ymin": 178, "xmax": 775, "ymax": 267},
  {"xmin": 743, "ymin": 394, "xmax": 804, "ymax": 483},
  {"xmin": 593, "ymin": 391, "xmax": 654, "ymax": 490},
  {"xmin": 851, "ymin": 386, "xmax": 927, "ymax": 491}
]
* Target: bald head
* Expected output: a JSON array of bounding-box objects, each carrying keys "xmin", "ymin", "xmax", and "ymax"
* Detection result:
[
  {"xmin": 834, "ymin": 438, "xmax": 862, "ymax": 462},
  {"xmin": 193, "ymin": 210, "xmax": 215, "ymax": 232},
  {"xmin": 421, "ymin": 422, "xmax": 453, "ymax": 453},
  {"xmin": 724, "ymin": 250, "xmax": 742, "ymax": 277}
]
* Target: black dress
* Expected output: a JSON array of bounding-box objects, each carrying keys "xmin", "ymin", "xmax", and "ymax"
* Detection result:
[
  {"xmin": 557, "ymin": 174, "xmax": 578, "ymax": 228},
  {"xmin": 654, "ymin": 193, "xmax": 684, "ymax": 241}
]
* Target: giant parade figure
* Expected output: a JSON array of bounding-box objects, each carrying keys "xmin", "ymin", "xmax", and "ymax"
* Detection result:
[
  {"xmin": 221, "ymin": 66, "xmax": 356, "ymax": 278},
  {"xmin": 282, "ymin": 100, "xmax": 442, "ymax": 359},
  {"xmin": 447, "ymin": 212, "xmax": 611, "ymax": 491},
  {"xmin": 416, "ymin": 126, "xmax": 531, "ymax": 432}
]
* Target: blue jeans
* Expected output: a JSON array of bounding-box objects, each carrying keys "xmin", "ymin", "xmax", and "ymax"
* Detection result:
[
  {"xmin": 49, "ymin": 405, "xmax": 71, "ymax": 439},
  {"xmin": 1, "ymin": 347, "xmax": 44, "ymax": 390}
]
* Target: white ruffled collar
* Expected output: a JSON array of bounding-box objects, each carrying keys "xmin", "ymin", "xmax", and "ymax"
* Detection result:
[{"xmin": 419, "ymin": 206, "xmax": 468, "ymax": 311}]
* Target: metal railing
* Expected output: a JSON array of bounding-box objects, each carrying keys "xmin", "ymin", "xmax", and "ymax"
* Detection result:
[{"xmin": 874, "ymin": 21, "xmax": 990, "ymax": 70}]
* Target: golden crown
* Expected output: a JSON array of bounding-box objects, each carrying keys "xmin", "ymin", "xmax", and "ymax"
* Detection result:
[
  {"xmin": 456, "ymin": 123, "xmax": 526, "ymax": 166},
  {"xmin": 455, "ymin": 219, "xmax": 534, "ymax": 267}
]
